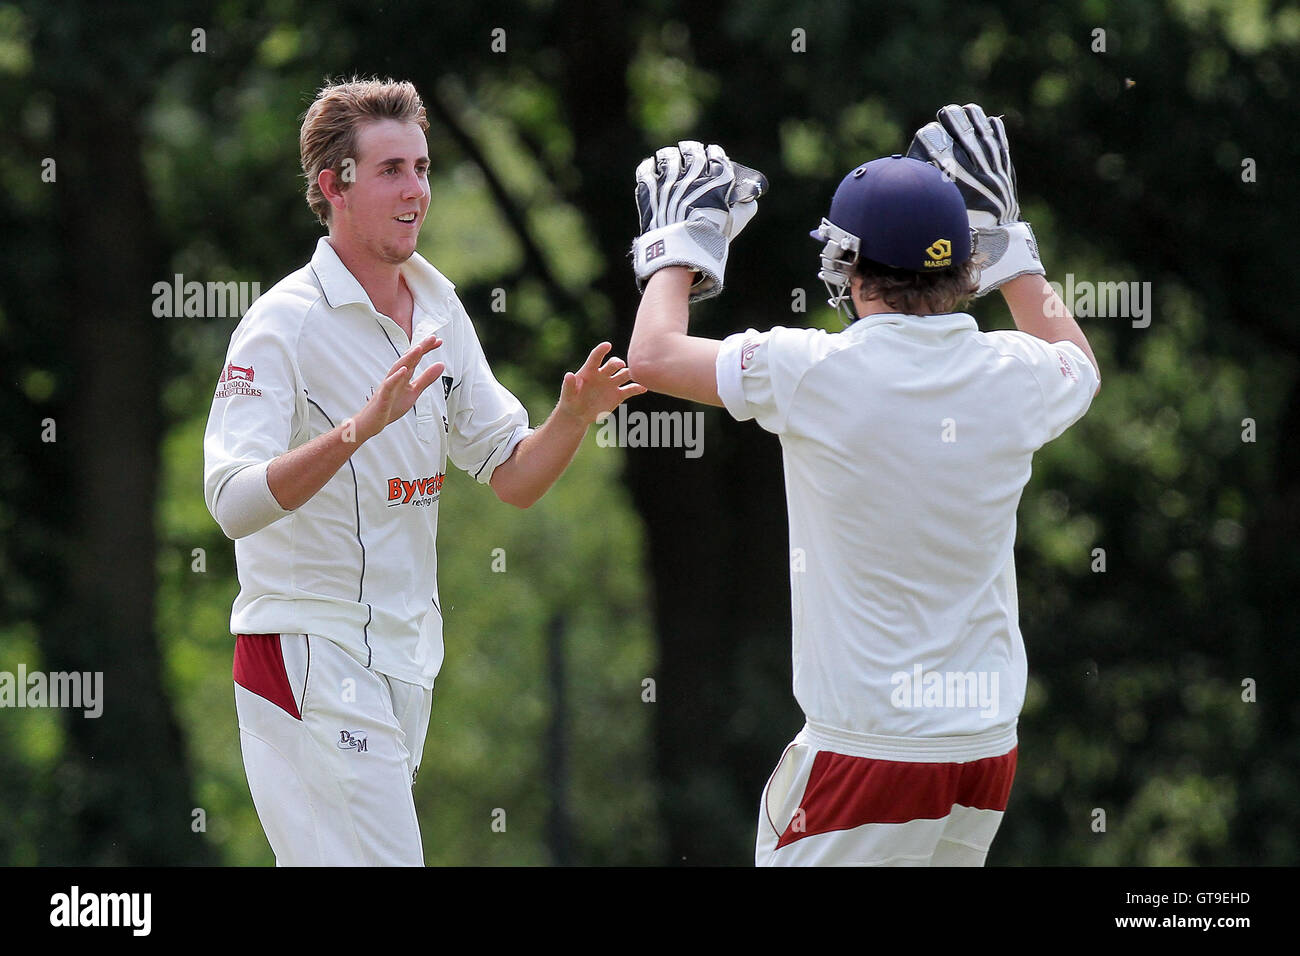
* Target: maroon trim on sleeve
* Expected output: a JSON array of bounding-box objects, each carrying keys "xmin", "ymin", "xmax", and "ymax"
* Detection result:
[
  {"xmin": 233, "ymin": 634, "xmax": 302, "ymax": 720},
  {"xmin": 776, "ymin": 747, "xmax": 1017, "ymax": 848}
]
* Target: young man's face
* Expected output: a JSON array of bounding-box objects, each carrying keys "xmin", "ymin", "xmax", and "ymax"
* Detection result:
[{"xmin": 330, "ymin": 118, "xmax": 430, "ymax": 265}]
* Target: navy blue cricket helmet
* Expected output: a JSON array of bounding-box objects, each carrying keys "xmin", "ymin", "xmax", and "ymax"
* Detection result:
[{"xmin": 811, "ymin": 155, "xmax": 971, "ymax": 321}]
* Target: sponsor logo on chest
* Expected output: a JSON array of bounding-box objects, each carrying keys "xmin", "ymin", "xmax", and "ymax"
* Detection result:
[{"xmin": 387, "ymin": 473, "xmax": 445, "ymax": 507}]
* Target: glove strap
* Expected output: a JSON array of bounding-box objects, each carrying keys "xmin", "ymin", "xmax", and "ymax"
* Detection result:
[
  {"xmin": 973, "ymin": 221, "xmax": 1044, "ymax": 297},
  {"xmin": 631, "ymin": 220, "xmax": 729, "ymax": 303}
]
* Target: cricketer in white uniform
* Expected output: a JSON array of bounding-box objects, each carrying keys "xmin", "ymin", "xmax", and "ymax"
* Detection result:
[
  {"xmin": 203, "ymin": 78, "xmax": 644, "ymax": 866},
  {"xmin": 627, "ymin": 108, "xmax": 1100, "ymax": 866}
]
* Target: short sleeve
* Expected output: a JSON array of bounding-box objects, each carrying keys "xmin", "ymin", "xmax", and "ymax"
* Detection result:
[
  {"xmin": 986, "ymin": 332, "xmax": 1099, "ymax": 447},
  {"xmin": 203, "ymin": 308, "xmax": 305, "ymax": 523},
  {"xmin": 715, "ymin": 326, "xmax": 829, "ymax": 435},
  {"xmin": 445, "ymin": 302, "xmax": 533, "ymax": 483}
]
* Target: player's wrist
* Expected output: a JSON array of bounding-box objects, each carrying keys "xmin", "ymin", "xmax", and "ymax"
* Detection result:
[
  {"xmin": 632, "ymin": 220, "xmax": 727, "ymax": 302},
  {"xmin": 554, "ymin": 394, "xmax": 598, "ymax": 428},
  {"xmin": 344, "ymin": 410, "xmax": 381, "ymax": 446},
  {"xmin": 972, "ymin": 221, "xmax": 1044, "ymax": 297},
  {"xmin": 647, "ymin": 265, "xmax": 698, "ymax": 291},
  {"xmin": 630, "ymin": 142, "xmax": 767, "ymax": 305}
]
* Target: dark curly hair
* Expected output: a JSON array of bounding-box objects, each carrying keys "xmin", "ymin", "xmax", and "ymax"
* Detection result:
[{"xmin": 852, "ymin": 256, "xmax": 979, "ymax": 316}]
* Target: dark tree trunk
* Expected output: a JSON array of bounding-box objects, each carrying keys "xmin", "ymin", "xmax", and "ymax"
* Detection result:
[
  {"xmin": 36, "ymin": 58, "xmax": 214, "ymax": 865},
  {"xmin": 550, "ymin": 1, "xmax": 804, "ymax": 864}
]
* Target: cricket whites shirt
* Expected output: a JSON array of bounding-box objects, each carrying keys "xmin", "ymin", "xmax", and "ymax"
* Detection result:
[
  {"xmin": 716, "ymin": 312, "xmax": 1098, "ymax": 761},
  {"xmin": 204, "ymin": 238, "xmax": 533, "ymax": 687}
]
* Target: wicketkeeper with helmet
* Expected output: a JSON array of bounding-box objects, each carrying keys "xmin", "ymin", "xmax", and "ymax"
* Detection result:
[{"xmin": 628, "ymin": 104, "xmax": 1100, "ymax": 866}]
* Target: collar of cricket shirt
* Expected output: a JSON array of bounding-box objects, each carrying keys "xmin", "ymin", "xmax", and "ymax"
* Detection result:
[
  {"xmin": 844, "ymin": 311, "xmax": 978, "ymax": 339},
  {"xmin": 311, "ymin": 237, "xmax": 456, "ymax": 330}
]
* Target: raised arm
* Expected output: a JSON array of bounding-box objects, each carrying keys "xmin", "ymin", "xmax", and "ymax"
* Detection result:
[
  {"xmin": 998, "ymin": 274, "xmax": 1100, "ymax": 390},
  {"xmin": 489, "ymin": 342, "xmax": 645, "ymax": 509},
  {"xmin": 907, "ymin": 103, "xmax": 1099, "ymax": 392},
  {"xmin": 627, "ymin": 267, "xmax": 723, "ymax": 405},
  {"xmin": 624, "ymin": 141, "xmax": 768, "ymax": 405},
  {"xmin": 207, "ymin": 330, "xmax": 445, "ymax": 540},
  {"xmin": 266, "ymin": 335, "xmax": 445, "ymax": 511}
]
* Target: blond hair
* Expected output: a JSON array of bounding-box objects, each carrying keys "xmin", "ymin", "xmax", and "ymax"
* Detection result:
[{"xmin": 299, "ymin": 77, "xmax": 429, "ymax": 226}]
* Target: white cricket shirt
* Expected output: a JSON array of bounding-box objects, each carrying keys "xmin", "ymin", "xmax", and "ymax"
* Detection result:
[
  {"xmin": 204, "ymin": 238, "xmax": 533, "ymax": 687},
  {"xmin": 716, "ymin": 312, "xmax": 1097, "ymax": 761}
]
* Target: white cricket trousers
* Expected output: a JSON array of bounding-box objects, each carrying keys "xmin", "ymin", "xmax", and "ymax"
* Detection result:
[
  {"xmin": 233, "ymin": 633, "xmax": 433, "ymax": 866},
  {"xmin": 755, "ymin": 724, "xmax": 1018, "ymax": 866}
]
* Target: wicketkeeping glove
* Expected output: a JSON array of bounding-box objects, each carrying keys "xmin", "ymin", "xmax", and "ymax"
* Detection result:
[
  {"xmin": 907, "ymin": 103, "xmax": 1044, "ymax": 296},
  {"xmin": 631, "ymin": 141, "xmax": 768, "ymax": 302}
]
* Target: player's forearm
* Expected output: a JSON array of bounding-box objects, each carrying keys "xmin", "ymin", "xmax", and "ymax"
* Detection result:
[
  {"xmin": 266, "ymin": 420, "xmax": 368, "ymax": 511},
  {"xmin": 488, "ymin": 406, "xmax": 589, "ymax": 509},
  {"xmin": 628, "ymin": 268, "xmax": 723, "ymax": 405},
  {"xmin": 629, "ymin": 267, "xmax": 693, "ymax": 391},
  {"xmin": 265, "ymin": 336, "xmax": 443, "ymax": 512},
  {"xmin": 1000, "ymin": 273, "xmax": 1101, "ymax": 385}
]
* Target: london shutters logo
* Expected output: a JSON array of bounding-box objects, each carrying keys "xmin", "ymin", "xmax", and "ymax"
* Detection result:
[{"xmin": 213, "ymin": 362, "xmax": 262, "ymax": 399}]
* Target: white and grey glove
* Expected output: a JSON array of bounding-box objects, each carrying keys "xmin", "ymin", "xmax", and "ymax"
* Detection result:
[
  {"xmin": 631, "ymin": 141, "xmax": 767, "ymax": 302},
  {"xmin": 907, "ymin": 103, "xmax": 1043, "ymax": 296}
]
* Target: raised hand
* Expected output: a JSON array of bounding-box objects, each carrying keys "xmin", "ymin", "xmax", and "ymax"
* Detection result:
[
  {"xmin": 354, "ymin": 334, "xmax": 446, "ymax": 441},
  {"xmin": 558, "ymin": 342, "xmax": 647, "ymax": 425},
  {"xmin": 631, "ymin": 141, "xmax": 768, "ymax": 303},
  {"xmin": 907, "ymin": 104, "xmax": 1043, "ymax": 296}
]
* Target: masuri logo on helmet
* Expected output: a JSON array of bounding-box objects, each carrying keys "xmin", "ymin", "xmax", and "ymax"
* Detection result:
[{"xmin": 925, "ymin": 239, "xmax": 954, "ymax": 267}]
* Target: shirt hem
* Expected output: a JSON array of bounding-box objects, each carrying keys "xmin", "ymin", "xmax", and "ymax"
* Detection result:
[
  {"xmin": 801, "ymin": 718, "xmax": 1018, "ymax": 763},
  {"xmin": 230, "ymin": 598, "xmax": 439, "ymax": 689}
]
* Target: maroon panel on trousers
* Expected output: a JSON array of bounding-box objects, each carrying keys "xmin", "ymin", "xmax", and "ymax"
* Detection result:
[
  {"xmin": 233, "ymin": 633, "xmax": 302, "ymax": 720},
  {"xmin": 776, "ymin": 748, "xmax": 1017, "ymax": 848}
]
